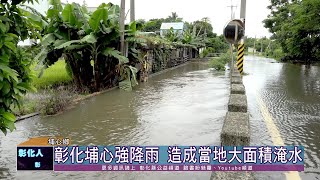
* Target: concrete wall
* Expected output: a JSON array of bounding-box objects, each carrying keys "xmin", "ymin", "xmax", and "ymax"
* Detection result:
[{"xmin": 138, "ymin": 47, "xmax": 198, "ymax": 82}]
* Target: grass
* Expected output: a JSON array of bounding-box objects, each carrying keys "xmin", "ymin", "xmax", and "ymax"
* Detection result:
[
  {"xmin": 14, "ymin": 99, "xmax": 38, "ymax": 116},
  {"xmin": 13, "ymin": 60, "xmax": 75, "ymax": 116},
  {"xmin": 32, "ymin": 60, "xmax": 72, "ymax": 89}
]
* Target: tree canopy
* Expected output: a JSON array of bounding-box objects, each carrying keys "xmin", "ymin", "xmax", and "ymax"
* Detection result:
[
  {"xmin": 0, "ymin": 0, "xmax": 41, "ymax": 135},
  {"xmin": 263, "ymin": 0, "xmax": 320, "ymax": 62}
]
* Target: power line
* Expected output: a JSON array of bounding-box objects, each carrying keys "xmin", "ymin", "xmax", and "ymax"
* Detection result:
[{"xmin": 227, "ymin": 1, "xmax": 237, "ymax": 20}]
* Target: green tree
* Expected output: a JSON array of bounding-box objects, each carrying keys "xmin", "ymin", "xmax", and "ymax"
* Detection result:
[
  {"xmin": 192, "ymin": 18, "xmax": 215, "ymax": 38},
  {"xmin": 263, "ymin": 0, "xmax": 320, "ymax": 62},
  {"xmin": 244, "ymin": 37, "xmax": 255, "ymax": 51},
  {"xmin": 142, "ymin": 12, "xmax": 183, "ymax": 32},
  {"xmin": 142, "ymin": 18, "xmax": 164, "ymax": 32},
  {"xmin": 165, "ymin": 12, "xmax": 183, "ymax": 22},
  {"xmin": 36, "ymin": 1, "xmax": 139, "ymax": 92},
  {"xmin": 0, "ymin": 0, "xmax": 42, "ymax": 135}
]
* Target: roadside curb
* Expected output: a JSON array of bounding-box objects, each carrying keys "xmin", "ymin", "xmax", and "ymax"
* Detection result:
[
  {"xmin": 16, "ymin": 112, "xmax": 40, "ymax": 122},
  {"xmin": 15, "ymin": 59, "xmax": 199, "ymax": 122}
]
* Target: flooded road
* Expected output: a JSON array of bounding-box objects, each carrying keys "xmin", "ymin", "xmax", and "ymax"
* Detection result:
[
  {"xmin": 1, "ymin": 57, "xmax": 320, "ymax": 180},
  {"xmin": 243, "ymin": 56, "xmax": 320, "ymax": 180},
  {"xmin": 0, "ymin": 62, "xmax": 230, "ymax": 179}
]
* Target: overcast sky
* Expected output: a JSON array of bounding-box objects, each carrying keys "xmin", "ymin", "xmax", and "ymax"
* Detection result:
[{"xmin": 63, "ymin": 0, "xmax": 272, "ymax": 38}]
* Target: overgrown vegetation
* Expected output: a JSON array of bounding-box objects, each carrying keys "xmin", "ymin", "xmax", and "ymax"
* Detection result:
[
  {"xmin": 245, "ymin": 37, "xmax": 284, "ymax": 60},
  {"xmin": 14, "ymin": 86, "xmax": 76, "ymax": 116},
  {"xmin": 209, "ymin": 52, "xmax": 235, "ymax": 71},
  {"xmin": 263, "ymin": 0, "xmax": 320, "ymax": 63},
  {"xmin": 0, "ymin": 0, "xmax": 41, "ymax": 135},
  {"xmin": 1, "ymin": 0, "xmax": 226, "ymax": 135},
  {"xmin": 139, "ymin": 14, "xmax": 228, "ymax": 54},
  {"xmin": 35, "ymin": 1, "xmax": 134, "ymax": 93}
]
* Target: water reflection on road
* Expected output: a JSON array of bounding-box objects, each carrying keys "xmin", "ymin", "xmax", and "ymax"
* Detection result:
[
  {"xmin": 243, "ymin": 56, "xmax": 320, "ymax": 180},
  {"xmin": 0, "ymin": 62, "xmax": 230, "ymax": 180},
  {"xmin": 1, "ymin": 57, "xmax": 320, "ymax": 180}
]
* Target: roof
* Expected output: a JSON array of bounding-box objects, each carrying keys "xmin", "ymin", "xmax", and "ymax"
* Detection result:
[{"xmin": 160, "ymin": 22, "xmax": 184, "ymax": 30}]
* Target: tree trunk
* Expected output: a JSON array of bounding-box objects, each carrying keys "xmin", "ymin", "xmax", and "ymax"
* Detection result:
[
  {"xmin": 66, "ymin": 55, "xmax": 82, "ymax": 91},
  {"xmin": 81, "ymin": 50, "xmax": 94, "ymax": 90},
  {"xmin": 93, "ymin": 52, "xmax": 100, "ymax": 92}
]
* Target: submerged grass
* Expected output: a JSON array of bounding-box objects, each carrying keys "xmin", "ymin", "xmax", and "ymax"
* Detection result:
[
  {"xmin": 209, "ymin": 52, "xmax": 236, "ymax": 71},
  {"xmin": 14, "ymin": 86, "xmax": 78, "ymax": 116},
  {"xmin": 14, "ymin": 60, "xmax": 75, "ymax": 116}
]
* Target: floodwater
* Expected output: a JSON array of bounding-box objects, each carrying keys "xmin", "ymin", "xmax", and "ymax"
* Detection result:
[
  {"xmin": 243, "ymin": 56, "xmax": 320, "ymax": 180},
  {"xmin": 0, "ymin": 62, "xmax": 230, "ymax": 180},
  {"xmin": 1, "ymin": 57, "xmax": 320, "ymax": 180}
]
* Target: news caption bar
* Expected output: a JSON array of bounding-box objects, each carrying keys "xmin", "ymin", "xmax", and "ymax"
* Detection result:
[{"xmin": 17, "ymin": 137, "xmax": 304, "ymax": 172}]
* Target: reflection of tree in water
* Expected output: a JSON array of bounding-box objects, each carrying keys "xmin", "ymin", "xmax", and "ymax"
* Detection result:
[
  {"xmin": 282, "ymin": 64, "xmax": 320, "ymax": 102},
  {"xmin": 302, "ymin": 65, "xmax": 320, "ymax": 97},
  {"xmin": 274, "ymin": 64, "xmax": 320, "ymax": 172}
]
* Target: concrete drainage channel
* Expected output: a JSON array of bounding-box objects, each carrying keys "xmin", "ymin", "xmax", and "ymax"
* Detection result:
[{"xmin": 211, "ymin": 67, "xmax": 254, "ymax": 180}]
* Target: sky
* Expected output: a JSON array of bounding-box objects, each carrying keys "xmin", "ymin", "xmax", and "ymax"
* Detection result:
[{"xmin": 63, "ymin": 0, "xmax": 272, "ymax": 38}]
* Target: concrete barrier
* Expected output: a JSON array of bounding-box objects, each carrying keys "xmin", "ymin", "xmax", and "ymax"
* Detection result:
[
  {"xmin": 231, "ymin": 76, "xmax": 242, "ymax": 84},
  {"xmin": 221, "ymin": 112, "xmax": 250, "ymax": 146},
  {"xmin": 232, "ymin": 74, "xmax": 241, "ymax": 78},
  {"xmin": 232, "ymin": 71, "xmax": 241, "ymax": 77},
  {"xmin": 16, "ymin": 112, "xmax": 40, "ymax": 122},
  {"xmin": 211, "ymin": 65, "xmax": 254, "ymax": 180},
  {"xmin": 228, "ymin": 94, "xmax": 247, "ymax": 113},
  {"xmin": 231, "ymin": 84, "xmax": 245, "ymax": 94}
]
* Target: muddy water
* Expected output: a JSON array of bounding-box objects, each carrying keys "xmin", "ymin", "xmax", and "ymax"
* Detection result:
[
  {"xmin": 0, "ymin": 62, "xmax": 230, "ymax": 180},
  {"xmin": 243, "ymin": 56, "xmax": 320, "ymax": 180},
  {"xmin": 1, "ymin": 57, "xmax": 320, "ymax": 180}
]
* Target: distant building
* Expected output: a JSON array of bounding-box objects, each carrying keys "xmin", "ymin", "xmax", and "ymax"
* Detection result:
[
  {"xmin": 160, "ymin": 22, "xmax": 185, "ymax": 38},
  {"xmin": 248, "ymin": 47, "xmax": 256, "ymax": 54}
]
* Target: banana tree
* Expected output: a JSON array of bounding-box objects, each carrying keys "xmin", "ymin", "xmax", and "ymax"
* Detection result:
[
  {"xmin": 53, "ymin": 3, "xmax": 129, "ymax": 91},
  {"xmin": 36, "ymin": 2, "xmax": 137, "ymax": 92}
]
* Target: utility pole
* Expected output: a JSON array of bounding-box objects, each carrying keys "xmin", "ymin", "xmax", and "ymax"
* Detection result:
[
  {"xmin": 240, "ymin": 0, "xmax": 246, "ymax": 28},
  {"xmin": 120, "ymin": 0, "xmax": 125, "ymax": 56},
  {"xmin": 261, "ymin": 37, "xmax": 263, "ymax": 54},
  {"xmin": 253, "ymin": 35, "xmax": 256, "ymax": 56},
  {"xmin": 227, "ymin": 1, "xmax": 237, "ymax": 74},
  {"xmin": 130, "ymin": 0, "xmax": 135, "ymax": 22},
  {"xmin": 236, "ymin": 0, "xmax": 246, "ymax": 75},
  {"xmin": 227, "ymin": 3, "xmax": 237, "ymax": 19}
]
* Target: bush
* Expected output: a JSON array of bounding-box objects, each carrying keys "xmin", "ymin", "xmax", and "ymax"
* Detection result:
[
  {"xmin": 209, "ymin": 52, "xmax": 235, "ymax": 71},
  {"xmin": 209, "ymin": 58, "xmax": 226, "ymax": 70},
  {"xmin": 273, "ymin": 48, "xmax": 284, "ymax": 60},
  {"xmin": 200, "ymin": 48, "xmax": 209, "ymax": 58}
]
